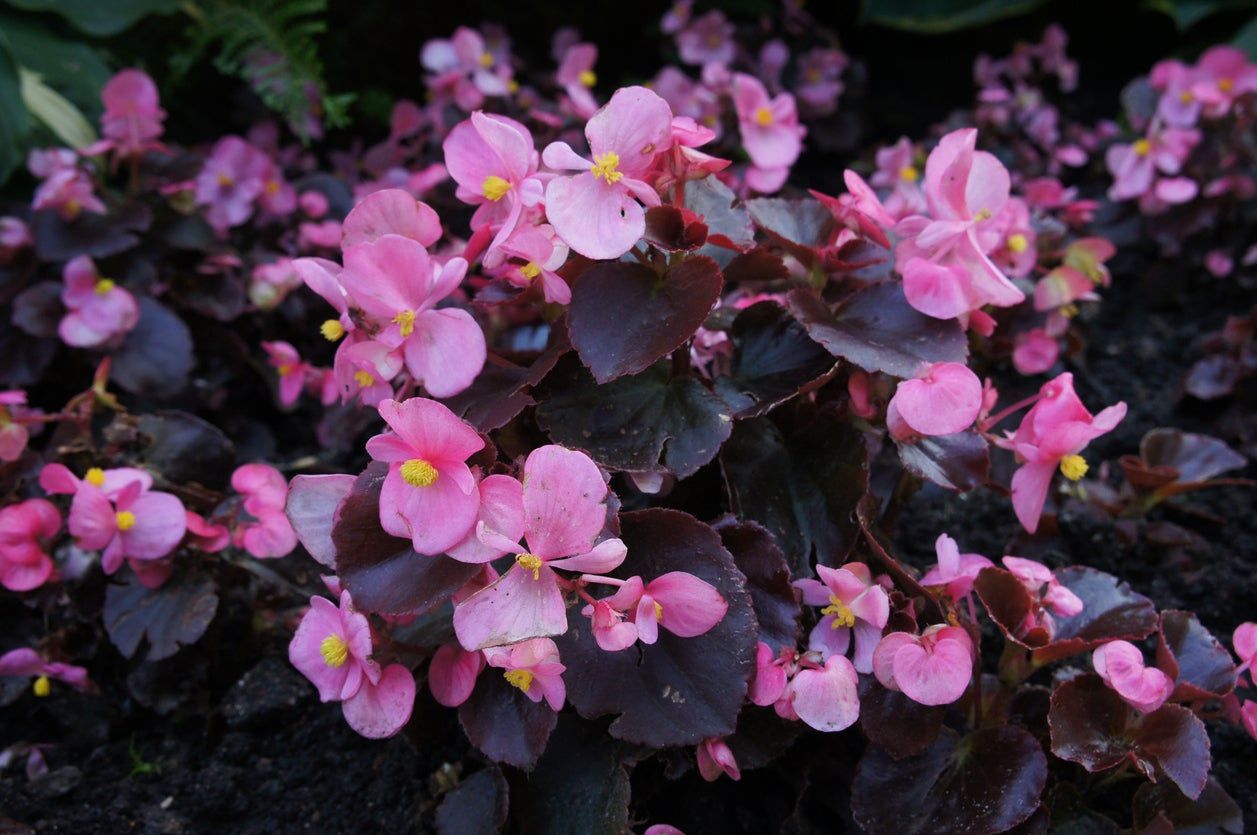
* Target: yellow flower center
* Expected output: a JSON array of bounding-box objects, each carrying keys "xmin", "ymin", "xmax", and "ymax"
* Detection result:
[
  {"xmin": 265, "ymin": 180, "xmax": 281, "ymax": 196},
  {"xmin": 320, "ymin": 634, "xmax": 349, "ymax": 667},
  {"xmin": 1134, "ymin": 138, "xmax": 1151, "ymax": 157},
  {"xmin": 478, "ymin": 52, "xmax": 494, "ymax": 68},
  {"xmin": 116, "ymin": 510, "xmax": 137, "ymax": 531},
  {"xmin": 1007, "ymin": 233, "xmax": 1028, "ymax": 253},
  {"xmin": 1065, "ymin": 249, "xmax": 1104, "ymax": 283},
  {"xmin": 516, "ymin": 552, "xmax": 543, "ymax": 580},
  {"xmin": 578, "ymin": 69, "xmax": 597, "ymax": 88},
  {"xmin": 753, "ymin": 106, "xmax": 774, "ymax": 127},
  {"xmin": 1060, "ymin": 303, "xmax": 1080, "ymax": 318},
  {"xmin": 820, "ymin": 595, "xmax": 856, "ymax": 629},
  {"xmin": 353, "ymin": 370, "xmax": 375, "ymax": 388},
  {"xmin": 393, "ymin": 309, "xmax": 416, "ymax": 338},
  {"xmin": 899, "ymin": 165, "xmax": 919, "ymax": 182},
  {"xmin": 65, "ymin": 199, "xmax": 82, "ymax": 218},
  {"xmin": 85, "ymin": 467, "xmax": 106, "ymax": 487},
  {"xmin": 1179, "ymin": 90, "xmax": 1194, "ymax": 103},
  {"xmin": 590, "ymin": 152, "xmax": 623, "ymax": 184},
  {"xmin": 507, "ymin": 79, "xmax": 520, "ymax": 94},
  {"xmin": 974, "ymin": 208, "xmax": 994, "ymax": 222},
  {"xmin": 277, "ymin": 363, "xmax": 296, "ymax": 377},
  {"xmin": 94, "ymin": 278, "xmax": 116, "ymax": 295},
  {"xmin": 519, "ymin": 261, "xmax": 541, "ymax": 280},
  {"xmin": 1218, "ymin": 77, "xmax": 1234, "ymax": 92},
  {"xmin": 504, "ymin": 668, "xmax": 534, "ymax": 692},
  {"xmin": 33, "ymin": 675, "xmax": 51, "ymax": 697},
  {"xmin": 482, "ymin": 174, "xmax": 512, "ymax": 202},
  {"xmin": 1059, "ymin": 454, "xmax": 1088, "ymax": 481},
  {"xmin": 320, "ymin": 319, "xmax": 345, "ymax": 341},
  {"xmin": 400, "ymin": 458, "xmax": 438, "ymax": 488},
  {"xmin": 653, "ymin": 601, "xmax": 664, "ymax": 621},
  {"xmin": 216, "ymin": 173, "xmax": 234, "ymax": 188}
]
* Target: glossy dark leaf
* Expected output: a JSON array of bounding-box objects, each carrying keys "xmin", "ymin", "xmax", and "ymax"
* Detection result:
[
  {"xmin": 102, "ymin": 569, "xmax": 218, "ymax": 661},
  {"xmin": 724, "ymin": 705, "xmax": 803, "ymax": 771},
  {"xmin": 10, "ymin": 281, "xmax": 62, "ymax": 338},
  {"xmin": 714, "ymin": 301, "xmax": 836, "ymax": 417},
  {"xmin": 1132, "ymin": 778, "xmax": 1243, "ymax": 835},
  {"xmin": 852, "ymin": 726, "xmax": 1048, "ymax": 835},
  {"xmin": 1156, "ymin": 610, "xmax": 1236, "ymax": 700},
  {"xmin": 787, "ymin": 283, "xmax": 967, "ymax": 378},
  {"xmin": 557, "ymin": 509, "xmax": 756, "ymax": 747},
  {"xmin": 686, "ymin": 175, "xmax": 753, "ymax": 265},
  {"xmin": 1139, "ymin": 429, "xmax": 1249, "ymax": 491},
  {"xmin": 1048, "ymin": 674, "xmax": 1211, "ymax": 799},
  {"xmin": 747, "ymin": 197, "xmax": 835, "ymax": 267},
  {"xmin": 643, "ymin": 205, "xmax": 708, "ymax": 251},
  {"xmin": 897, "ymin": 430, "xmax": 991, "ymax": 492},
  {"xmin": 858, "ymin": 679, "xmax": 946, "ymax": 760},
  {"xmin": 511, "ymin": 715, "xmax": 631, "ymax": 835},
  {"xmin": 445, "ymin": 343, "xmax": 567, "ymax": 433},
  {"xmin": 720, "ymin": 411, "xmax": 870, "ymax": 573},
  {"xmin": 30, "ymin": 203, "xmax": 152, "ymax": 261},
  {"xmin": 535, "ymin": 358, "xmax": 733, "ymax": 479},
  {"xmin": 721, "ymin": 248, "xmax": 789, "ymax": 285},
  {"xmin": 0, "ymin": 325, "xmax": 56, "ymax": 386},
  {"xmin": 111, "ymin": 298, "xmax": 195, "ymax": 398},
  {"xmin": 568, "ymin": 257, "xmax": 723, "ymax": 383},
  {"xmin": 332, "ymin": 464, "xmax": 479, "ymax": 615},
  {"xmin": 435, "ymin": 767, "xmax": 508, "ymax": 835},
  {"xmin": 458, "ymin": 671, "xmax": 557, "ymax": 770},
  {"xmin": 713, "ymin": 517, "xmax": 800, "ymax": 650},
  {"xmin": 118, "ymin": 411, "xmax": 235, "ymax": 490}
]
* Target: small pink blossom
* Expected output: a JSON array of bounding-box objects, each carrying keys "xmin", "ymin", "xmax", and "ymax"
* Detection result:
[
  {"xmin": 676, "ymin": 11, "xmax": 734, "ymax": 66},
  {"xmin": 696, "ymin": 737, "xmax": 740, "ymax": 782},
  {"xmin": 29, "ymin": 149, "xmax": 105, "ymax": 219},
  {"xmin": 556, "ymin": 43, "xmax": 600, "ymax": 118},
  {"xmin": 96, "ymin": 69, "xmax": 165, "ymax": 158},
  {"xmin": 0, "ymin": 390, "xmax": 31, "ymax": 462},
  {"xmin": 185, "ymin": 510, "xmax": 230, "ymax": 553},
  {"xmin": 195, "ymin": 136, "xmax": 271, "ymax": 233},
  {"xmin": 484, "ymin": 637, "xmax": 566, "ymax": 710},
  {"xmin": 588, "ymin": 571, "xmax": 728, "ymax": 648},
  {"xmin": 874, "ymin": 624, "xmax": 974, "ymax": 706},
  {"xmin": 919, "ymin": 533, "xmax": 992, "ymax": 602},
  {"xmin": 1012, "ymin": 329, "xmax": 1060, "ymax": 376},
  {"xmin": 795, "ymin": 562, "xmax": 889, "ymax": 673},
  {"xmin": 1092, "ymin": 640, "xmax": 1174, "ymax": 714},
  {"xmin": 1105, "ymin": 128, "xmax": 1199, "ymax": 202},
  {"xmin": 542, "ymin": 86, "xmax": 672, "ymax": 259},
  {"xmin": 887, "ymin": 362, "xmax": 983, "ymax": 439},
  {"xmin": 365, "ymin": 397, "xmax": 484, "ymax": 556},
  {"xmin": 1002, "ymin": 556, "xmax": 1083, "ymax": 618},
  {"xmin": 732, "ymin": 73, "xmax": 805, "ymax": 194},
  {"xmin": 262, "ymin": 341, "xmax": 312, "ymax": 407},
  {"xmin": 0, "ymin": 216, "xmax": 31, "ymax": 264},
  {"xmin": 231, "ymin": 463, "xmax": 297, "ymax": 559},
  {"xmin": 68, "ymin": 478, "xmax": 186, "ymax": 575},
  {"xmin": 0, "ymin": 499, "xmax": 61, "ymax": 592},
  {"xmin": 871, "ymin": 137, "xmax": 927, "ymax": 219},
  {"xmin": 749, "ymin": 641, "xmax": 790, "ymax": 707},
  {"xmin": 783, "ymin": 654, "xmax": 861, "ymax": 732},
  {"xmin": 57, "ymin": 255, "xmax": 139, "ymax": 348},
  {"xmin": 0, "ymin": 648, "xmax": 91, "ymax": 695},
  {"xmin": 795, "ymin": 48, "xmax": 847, "ymax": 115},
  {"xmin": 421, "ymin": 27, "xmax": 513, "ymax": 111},
  {"xmin": 493, "ymin": 223, "xmax": 572, "ymax": 304}
]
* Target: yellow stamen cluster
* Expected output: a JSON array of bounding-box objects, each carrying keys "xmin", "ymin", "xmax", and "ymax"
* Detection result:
[
  {"xmin": 216, "ymin": 173, "xmax": 234, "ymax": 188},
  {"xmin": 321, "ymin": 319, "xmax": 345, "ymax": 341},
  {"xmin": 478, "ymin": 52, "xmax": 494, "ymax": 68},
  {"xmin": 519, "ymin": 262, "xmax": 541, "ymax": 280},
  {"xmin": 1007, "ymin": 233, "xmax": 1029, "ymax": 254},
  {"xmin": 821, "ymin": 595, "xmax": 856, "ymax": 629},
  {"xmin": 94, "ymin": 278, "xmax": 116, "ymax": 296},
  {"xmin": 265, "ymin": 180, "xmax": 281, "ymax": 196},
  {"xmin": 116, "ymin": 511, "xmax": 137, "ymax": 531},
  {"xmin": 320, "ymin": 634, "xmax": 349, "ymax": 668},
  {"xmin": 590, "ymin": 152, "xmax": 623, "ymax": 184},
  {"xmin": 277, "ymin": 363, "xmax": 296, "ymax": 377},
  {"xmin": 393, "ymin": 309, "xmax": 416, "ymax": 338},
  {"xmin": 1060, "ymin": 303, "xmax": 1080, "ymax": 319},
  {"xmin": 33, "ymin": 675, "xmax": 51, "ymax": 697},
  {"xmin": 400, "ymin": 458, "xmax": 438, "ymax": 488},
  {"xmin": 516, "ymin": 552, "xmax": 543, "ymax": 580},
  {"xmin": 653, "ymin": 601, "xmax": 664, "ymax": 621},
  {"xmin": 1218, "ymin": 77, "xmax": 1234, "ymax": 92},
  {"xmin": 578, "ymin": 69, "xmax": 597, "ymax": 88},
  {"xmin": 85, "ymin": 467, "xmax": 106, "ymax": 487},
  {"xmin": 1134, "ymin": 138, "xmax": 1151, "ymax": 157},
  {"xmin": 1179, "ymin": 90, "xmax": 1194, "ymax": 103},
  {"xmin": 353, "ymin": 370, "xmax": 375, "ymax": 389},
  {"xmin": 753, "ymin": 106, "xmax": 774, "ymax": 127},
  {"xmin": 974, "ymin": 208, "xmax": 994, "ymax": 222},
  {"xmin": 504, "ymin": 669, "xmax": 534, "ymax": 693},
  {"xmin": 482, "ymin": 174, "xmax": 512, "ymax": 202},
  {"xmin": 899, "ymin": 165, "xmax": 919, "ymax": 182},
  {"xmin": 1059, "ymin": 454, "xmax": 1089, "ymax": 481}
]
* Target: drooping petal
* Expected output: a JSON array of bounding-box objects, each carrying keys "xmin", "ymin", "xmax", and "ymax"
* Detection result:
[
  {"xmin": 428, "ymin": 644, "xmax": 484, "ymax": 707},
  {"xmin": 452, "ymin": 565, "xmax": 568, "ymax": 650},
  {"xmin": 544, "ymin": 173, "xmax": 646, "ymax": 261},
  {"xmin": 647, "ymin": 572, "xmax": 728, "ymax": 638},
  {"xmin": 341, "ymin": 663, "xmax": 416, "ymax": 739},
  {"xmin": 787, "ymin": 655, "xmax": 860, "ymax": 732}
]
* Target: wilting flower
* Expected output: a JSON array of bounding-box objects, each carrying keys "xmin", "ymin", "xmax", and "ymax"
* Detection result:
[
  {"xmin": 58, "ymin": 255, "xmax": 139, "ymax": 348},
  {"xmin": 1093, "ymin": 640, "xmax": 1174, "ymax": 714},
  {"xmin": 696, "ymin": 737, "xmax": 740, "ymax": 782},
  {"xmin": 919, "ymin": 533, "xmax": 992, "ymax": 602},
  {"xmin": 0, "ymin": 499, "xmax": 61, "ymax": 592},
  {"xmin": 542, "ymin": 86, "xmax": 673, "ymax": 259},
  {"xmin": 886, "ymin": 362, "xmax": 983, "ymax": 439},
  {"xmin": 782, "ymin": 654, "xmax": 861, "ymax": 732},
  {"xmin": 1002, "ymin": 556, "xmax": 1083, "ymax": 617},
  {"xmin": 795, "ymin": 562, "xmax": 889, "ymax": 673},
  {"xmin": 874, "ymin": 624, "xmax": 974, "ymax": 706},
  {"xmin": 484, "ymin": 637, "xmax": 566, "ymax": 710},
  {"xmin": 0, "ymin": 648, "xmax": 91, "ymax": 698},
  {"xmin": 231, "ymin": 464, "xmax": 297, "ymax": 559}
]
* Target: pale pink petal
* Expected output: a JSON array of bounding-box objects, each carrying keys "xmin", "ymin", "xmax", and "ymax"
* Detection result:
[
  {"xmin": 447, "ymin": 475, "xmax": 526, "ymax": 564},
  {"xmin": 343, "ymin": 189, "xmax": 442, "ymax": 248},
  {"xmin": 521, "ymin": 445, "xmax": 609, "ymax": 559},
  {"xmin": 452, "ymin": 565, "xmax": 568, "ymax": 650},
  {"xmin": 379, "ymin": 464, "xmax": 480, "ymax": 555},
  {"xmin": 403, "ymin": 308, "xmax": 487, "ymax": 398},
  {"xmin": 892, "ymin": 635, "xmax": 973, "ymax": 706},
  {"xmin": 891, "ymin": 362, "xmax": 983, "ymax": 436},
  {"xmin": 647, "ymin": 571, "xmax": 728, "ymax": 637},
  {"xmin": 544, "ymin": 173, "xmax": 645, "ymax": 261},
  {"xmin": 428, "ymin": 644, "xmax": 484, "ymax": 707},
  {"xmin": 341, "ymin": 663, "xmax": 416, "ymax": 738},
  {"xmin": 787, "ymin": 654, "xmax": 860, "ymax": 732},
  {"xmin": 902, "ymin": 257, "xmax": 972, "ymax": 320},
  {"xmin": 117, "ymin": 491, "xmax": 186, "ymax": 560}
]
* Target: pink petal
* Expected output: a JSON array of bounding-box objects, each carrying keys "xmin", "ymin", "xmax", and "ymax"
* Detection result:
[
  {"xmin": 447, "ymin": 474, "xmax": 526, "ymax": 564},
  {"xmin": 787, "ymin": 654, "xmax": 860, "ymax": 732},
  {"xmin": 891, "ymin": 362, "xmax": 982, "ymax": 436},
  {"xmin": 902, "ymin": 257, "xmax": 972, "ymax": 320},
  {"xmin": 373, "ymin": 397, "xmax": 484, "ymax": 462},
  {"xmin": 647, "ymin": 571, "xmax": 728, "ymax": 637},
  {"xmin": 379, "ymin": 463, "xmax": 480, "ymax": 555},
  {"xmin": 1010, "ymin": 460, "xmax": 1057, "ymax": 534},
  {"xmin": 69, "ymin": 486, "xmax": 117, "ymax": 550},
  {"xmin": 584, "ymin": 86, "xmax": 673, "ymax": 179},
  {"xmin": 403, "ymin": 308, "xmax": 487, "ymax": 398},
  {"xmin": 341, "ymin": 663, "xmax": 416, "ymax": 738},
  {"xmin": 428, "ymin": 644, "xmax": 484, "ymax": 707},
  {"xmin": 545, "ymin": 537, "xmax": 627, "ymax": 574},
  {"xmin": 117, "ymin": 491, "xmax": 186, "ymax": 560},
  {"xmin": 521, "ymin": 445, "xmax": 609, "ymax": 559},
  {"xmin": 343, "ymin": 189, "xmax": 441, "ymax": 248},
  {"xmin": 544, "ymin": 173, "xmax": 645, "ymax": 261},
  {"xmin": 808, "ymin": 619, "xmax": 852, "ymax": 660},
  {"xmin": 452, "ymin": 565, "xmax": 568, "ymax": 650},
  {"xmin": 892, "ymin": 636, "xmax": 973, "ymax": 706}
]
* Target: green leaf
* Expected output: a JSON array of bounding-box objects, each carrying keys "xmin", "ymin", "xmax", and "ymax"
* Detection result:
[
  {"xmin": 1146, "ymin": 0, "xmax": 1257, "ymax": 29},
  {"xmin": 1236, "ymin": 13, "xmax": 1257, "ymax": 59},
  {"xmin": 0, "ymin": 32, "xmax": 28, "ymax": 183},
  {"xmin": 861, "ymin": 0, "xmax": 1051, "ymax": 33},
  {"xmin": 19, "ymin": 68, "xmax": 96, "ymax": 148},
  {"xmin": 3, "ymin": 0, "xmax": 181, "ymax": 37},
  {"xmin": 0, "ymin": 10, "xmax": 110, "ymax": 117}
]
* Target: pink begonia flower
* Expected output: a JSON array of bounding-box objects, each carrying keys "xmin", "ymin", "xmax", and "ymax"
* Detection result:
[
  {"xmin": 1002, "ymin": 556, "xmax": 1084, "ymax": 618},
  {"xmin": 651, "ymin": 67, "xmax": 722, "ymax": 141},
  {"xmin": 0, "ymin": 390, "xmax": 31, "ymax": 462},
  {"xmin": 29, "ymin": 149, "xmax": 105, "ymax": 219},
  {"xmin": 445, "ymin": 475, "xmax": 526, "ymax": 565},
  {"xmin": 0, "ymin": 648, "xmax": 91, "ymax": 696},
  {"xmin": 894, "ymin": 128, "xmax": 1025, "ymax": 324},
  {"xmin": 339, "ymin": 234, "xmax": 484, "ymax": 397},
  {"xmin": 732, "ymin": 73, "xmax": 805, "ymax": 194},
  {"xmin": 365, "ymin": 397, "xmax": 484, "ymax": 555},
  {"xmin": 795, "ymin": 563, "xmax": 890, "ymax": 673},
  {"xmin": 1105, "ymin": 128, "xmax": 1199, "ymax": 202},
  {"xmin": 95, "ymin": 69, "xmax": 165, "ymax": 158},
  {"xmin": 542, "ymin": 86, "xmax": 673, "ymax": 260},
  {"xmin": 696, "ymin": 737, "xmax": 740, "ymax": 782},
  {"xmin": 1092, "ymin": 640, "xmax": 1174, "ymax": 714},
  {"xmin": 749, "ymin": 641, "xmax": 790, "ymax": 707},
  {"xmin": 284, "ymin": 473, "xmax": 356, "ymax": 568},
  {"xmin": 69, "ymin": 478, "xmax": 186, "ymax": 575},
  {"xmin": 583, "ymin": 598, "xmax": 640, "ymax": 652},
  {"xmin": 341, "ymin": 188, "xmax": 443, "ymax": 249},
  {"xmin": 0, "ymin": 499, "xmax": 61, "ymax": 592},
  {"xmin": 327, "ymin": 339, "xmax": 399, "ymax": 407},
  {"xmin": 195, "ymin": 136, "xmax": 271, "ymax": 233},
  {"xmin": 1005, "ymin": 372, "xmax": 1126, "ymax": 533},
  {"xmin": 556, "ymin": 43, "xmax": 600, "ymax": 118},
  {"xmin": 40, "ymin": 462, "xmax": 153, "ymax": 498},
  {"xmin": 795, "ymin": 48, "xmax": 847, "ymax": 115},
  {"xmin": 1188, "ymin": 47, "xmax": 1257, "ymax": 117},
  {"xmin": 783, "ymin": 654, "xmax": 861, "ymax": 732},
  {"xmin": 887, "ymin": 362, "xmax": 982, "ymax": 439},
  {"xmin": 493, "ymin": 223, "xmax": 572, "ymax": 304},
  {"xmin": 1034, "ymin": 266, "xmax": 1099, "ymax": 312},
  {"xmin": 57, "ymin": 255, "xmax": 140, "ymax": 348},
  {"xmin": 453, "ymin": 445, "xmax": 627, "ymax": 650},
  {"xmin": 810, "ymin": 170, "xmax": 895, "ymax": 249},
  {"xmin": 989, "ymin": 197, "xmax": 1037, "ymax": 279},
  {"xmin": 591, "ymin": 571, "xmax": 728, "ymax": 648},
  {"xmin": 428, "ymin": 643, "xmax": 485, "ymax": 707},
  {"xmin": 0, "ymin": 216, "xmax": 31, "ymax": 264},
  {"xmin": 262, "ymin": 341, "xmax": 312, "ymax": 407},
  {"xmin": 231, "ymin": 463, "xmax": 298, "ymax": 559},
  {"xmin": 248, "ymin": 258, "xmax": 303, "ymax": 310},
  {"xmin": 289, "ymin": 590, "xmax": 415, "ymax": 738},
  {"xmin": 420, "ymin": 27, "xmax": 512, "ymax": 111},
  {"xmin": 1205, "ymin": 249, "xmax": 1234, "ymax": 278},
  {"xmin": 676, "ymin": 10, "xmax": 734, "ymax": 66},
  {"xmin": 185, "ymin": 510, "xmax": 230, "ymax": 553},
  {"xmin": 443, "ymin": 112, "xmax": 545, "ymax": 257},
  {"xmin": 874, "ymin": 625, "xmax": 974, "ymax": 706},
  {"xmin": 919, "ymin": 533, "xmax": 992, "ymax": 602},
  {"xmin": 644, "ymin": 826, "xmax": 686, "ymax": 835},
  {"xmin": 661, "ymin": 0, "xmax": 693, "ymax": 34},
  {"xmin": 1013, "ymin": 329, "xmax": 1060, "ymax": 376},
  {"xmin": 1233, "ymin": 623, "xmax": 1257, "ymax": 673},
  {"xmin": 300, "ymin": 190, "xmax": 329, "ymax": 218},
  {"xmin": 649, "ymin": 117, "xmax": 731, "ymax": 196},
  {"xmin": 484, "ymin": 637, "xmax": 567, "ymax": 710},
  {"xmin": 871, "ymin": 137, "xmax": 927, "ymax": 220}
]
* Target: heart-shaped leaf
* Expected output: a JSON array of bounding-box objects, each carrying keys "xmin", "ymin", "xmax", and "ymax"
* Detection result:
[
  {"xmin": 435, "ymin": 767, "xmax": 508, "ymax": 835},
  {"xmin": 896, "ymin": 430, "xmax": 990, "ymax": 492},
  {"xmin": 103, "ymin": 568, "xmax": 218, "ymax": 661},
  {"xmin": 112, "ymin": 298, "xmax": 195, "ymax": 398},
  {"xmin": 713, "ymin": 517, "xmax": 801, "ymax": 650},
  {"xmin": 509, "ymin": 715, "xmax": 631, "ymax": 834},
  {"xmin": 714, "ymin": 301, "xmax": 836, "ymax": 417},
  {"xmin": 568, "ymin": 257, "xmax": 723, "ymax": 383},
  {"xmin": 556, "ymin": 509, "xmax": 756, "ymax": 747},
  {"xmin": 1156, "ymin": 610, "xmax": 1236, "ymax": 700},
  {"xmin": 458, "ymin": 669, "xmax": 557, "ymax": 770}
]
